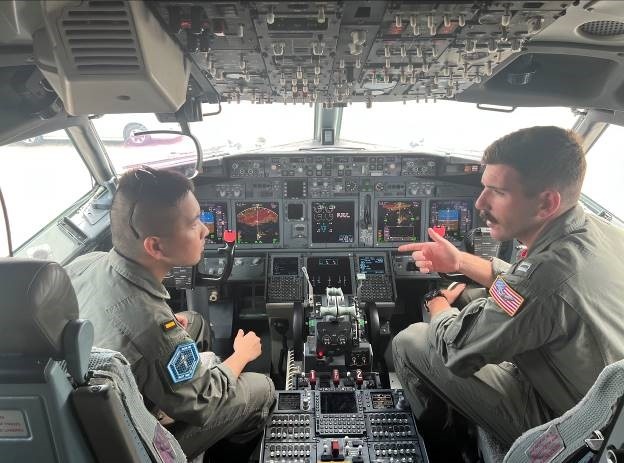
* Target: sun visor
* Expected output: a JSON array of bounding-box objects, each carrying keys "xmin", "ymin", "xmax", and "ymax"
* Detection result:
[{"xmin": 32, "ymin": 0, "xmax": 189, "ymax": 116}]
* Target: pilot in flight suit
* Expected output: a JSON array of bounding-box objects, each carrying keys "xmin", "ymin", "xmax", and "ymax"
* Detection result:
[
  {"xmin": 392, "ymin": 126, "xmax": 624, "ymax": 448},
  {"xmin": 65, "ymin": 167, "xmax": 275, "ymax": 459}
]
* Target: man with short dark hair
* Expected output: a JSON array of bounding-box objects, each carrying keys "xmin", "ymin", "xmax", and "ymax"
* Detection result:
[
  {"xmin": 66, "ymin": 166, "xmax": 275, "ymax": 460},
  {"xmin": 393, "ymin": 126, "xmax": 624, "ymax": 447}
]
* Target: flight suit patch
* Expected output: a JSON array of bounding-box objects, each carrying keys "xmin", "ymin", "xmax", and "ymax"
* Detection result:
[
  {"xmin": 489, "ymin": 276, "xmax": 525, "ymax": 317},
  {"xmin": 512, "ymin": 259, "xmax": 539, "ymax": 279},
  {"xmin": 166, "ymin": 342, "xmax": 200, "ymax": 384},
  {"xmin": 161, "ymin": 319, "xmax": 177, "ymax": 332}
]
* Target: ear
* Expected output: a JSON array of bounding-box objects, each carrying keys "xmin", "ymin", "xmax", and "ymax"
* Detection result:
[
  {"xmin": 537, "ymin": 189, "xmax": 561, "ymax": 219},
  {"xmin": 143, "ymin": 236, "xmax": 166, "ymax": 260}
]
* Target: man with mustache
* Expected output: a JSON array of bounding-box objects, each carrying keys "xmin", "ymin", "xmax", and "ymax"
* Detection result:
[{"xmin": 392, "ymin": 126, "xmax": 624, "ymax": 451}]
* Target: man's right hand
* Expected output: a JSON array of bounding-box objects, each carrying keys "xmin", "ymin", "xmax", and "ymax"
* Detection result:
[
  {"xmin": 398, "ymin": 228, "xmax": 462, "ymax": 273},
  {"xmin": 232, "ymin": 329, "xmax": 262, "ymax": 363}
]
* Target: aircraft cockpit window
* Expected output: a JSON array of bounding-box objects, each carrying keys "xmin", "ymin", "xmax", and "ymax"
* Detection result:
[
  {"xmin": 583, "ymin": 124, "xmax": 624, "ymax": 221},
  {"xmin": 340, "ymin": 101, "xmax": 578, "ymax": 153},
  {"xmin": 0, "ymin": 134, "xmax": 93, "ymax": 259},
  {"xmin": 92, "ymin": 113, "xmax": 182, "ymax": 173}
]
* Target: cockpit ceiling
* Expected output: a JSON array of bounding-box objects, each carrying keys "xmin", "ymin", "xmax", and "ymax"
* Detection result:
[
  {"xmin": 3, "ymin": 1, "xmax": 624, "ymax": 121},
  {"xmin": 142, "ymin": 0, "xmax": 624, "ymax": 110},
  {"xmin": 148, "ymin": 1, "xmax": 573, "ymax": 106}
]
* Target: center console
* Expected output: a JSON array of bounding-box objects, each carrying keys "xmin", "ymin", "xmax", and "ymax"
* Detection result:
[{"xmin": 262, "ymin": 379, "xmax": 428, "ymax": 463}]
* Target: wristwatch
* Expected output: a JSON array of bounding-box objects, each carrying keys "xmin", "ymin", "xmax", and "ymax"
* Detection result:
[{"xmin": 423, "ymin": 289, "xmax": 447, "ymax": 312}]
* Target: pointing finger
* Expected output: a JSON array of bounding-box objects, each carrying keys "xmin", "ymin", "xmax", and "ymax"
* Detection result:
[{"xmin": 428, "ymin": 227, "xmax": 446, "ymax": 242}]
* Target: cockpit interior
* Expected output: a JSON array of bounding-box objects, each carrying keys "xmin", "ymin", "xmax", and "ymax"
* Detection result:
[{"xmin": 2, "ymin": 1, "xmax": 624, "ymax": 463}]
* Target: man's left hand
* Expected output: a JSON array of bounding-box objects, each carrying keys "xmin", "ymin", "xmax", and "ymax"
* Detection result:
[
  {"xmin": 428, "ymin": 282, "xmax": 466, "ymax": 316},
  {"xmin": 175, "ymin": 313, "xmax": 189, "ymax": 330}
]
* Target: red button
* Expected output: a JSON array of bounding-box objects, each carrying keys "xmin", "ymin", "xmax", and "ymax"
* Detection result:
[{"xmin": 223, "ymin": 229, "xmax": 236, "ymax": 244}]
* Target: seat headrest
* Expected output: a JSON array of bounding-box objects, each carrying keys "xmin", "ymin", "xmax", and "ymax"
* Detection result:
[{"xmin": 0, "ymin": 258, "xmax": 79, "ymax": 358}]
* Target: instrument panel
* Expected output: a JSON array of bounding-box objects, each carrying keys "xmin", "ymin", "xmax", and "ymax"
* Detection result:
[{"xmin": 195, "ymin": 153, "xmax": 483, "ymax": 251}]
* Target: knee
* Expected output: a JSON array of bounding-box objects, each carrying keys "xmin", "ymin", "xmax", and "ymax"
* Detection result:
[
  {"xmin": 392, "ymin": 323, "xmax": 429, "ymax": 362},
  {"xmin": 241, "ymin": 373, "xmax": 275, "ymax": 408}
]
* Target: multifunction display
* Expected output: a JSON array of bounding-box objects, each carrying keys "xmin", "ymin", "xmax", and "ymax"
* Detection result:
[
  {"xmin": 359, "ymin": 256, "xmax": 385, "ymax": 274},
  {"xmin": 320, "ymin": 392, "xmax": 358, "ymax": 414},
  {"xmin": 272, "ymin": 256, "xmax": 299, "ymax": 276},
  {"xmin": 429, "ymin": 199, "xmax": 473, "ymax": 242},
  {"xmin": 306, "ymin": 256, "xmax": 353, "ymax": 295},
  {"xmin": 311, "ymin": 201, "xmax": 355, "ymax": 244},
  {"xmin": 199, "ymin": 202, "xmax": 228, "ymax": 244},
  {"xmin": 235, "ymin": 202, "xmax": 280, "ymax": 244},
  {"xmin": 377, "ymin": 200, "xmax": 422, "ymax": 243}
]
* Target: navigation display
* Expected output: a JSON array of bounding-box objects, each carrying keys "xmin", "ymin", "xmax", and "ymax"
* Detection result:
[
  {"xmin": 359, "ymin": 256, "xmax": 385, "ymax": 274},
  {"xmin": 199, "ymin": 202, "xmax": 228, "ymax": 244},
  {"xmin": 235, "ymin": 202, "xmax": 280, "ymax": 244},
  {"xmin": 311, "ymin": 201, "xmax": 355, "ymax": 244},
  {"xmin": 306, "ymin": 256, "xmax": 353, "ymax": 295},
  {"xmin": 377, "ymin": 200, "xmax": 422, "ymax": 243},
  {"xmin": 429, "ymin": 199, "xmax": 472, "ymax": 242}
]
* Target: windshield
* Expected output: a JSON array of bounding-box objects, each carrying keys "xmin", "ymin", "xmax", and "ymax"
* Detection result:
[
  {"xmin": 583, "ymin": 124, "xmax": 624, "ymax": 221},
  {"xmin": 341, "ymin": 101, "xmax": 578, "ymax": 155},
  {"xmin": 190, "ymin": 102, "xmax": 314, "ymax": 154}
]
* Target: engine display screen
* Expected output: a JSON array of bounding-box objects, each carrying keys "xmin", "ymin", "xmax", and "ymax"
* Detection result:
[
  {"xmin": 359, "ymin": 256, "xmax": 385, "ymax": 274},
  {"xmin": 320, "ymin": 392, "xmax": 357, "ymax": 414},
  {"xmin": 377, "ymin": 200, "xmax": 422, "ymax": 243},
  {"xmin": 199, "ymin": 202, "xmax": 228, "ymax": 244},
  {"xmin": 429, "ymin": 199, "xmax": 472, "ymax": 242},
  {"xmin": 306, "ymin": 256, "xmax": 353, "ymax": 295},
  {"xmin": 235, "ymin": 202, "xmax": 280, "ymax": 244},
  {"xmin": 311, "ymin": 201, "xmax": 354, "ymax": 244},
  {"xmin": 273, "ymin": 257, "xmax": 299, "ymax": 276}
]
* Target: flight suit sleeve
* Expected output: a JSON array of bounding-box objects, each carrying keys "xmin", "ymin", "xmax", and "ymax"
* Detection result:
[
  {"xmin": 128, "ymin": 300, "xmax": 239, "ymax": 428},
  {"xmin": 427, "ymin": 260, "xmax": 575, "ymax": 377},
  {"xmin": 491, "ymin": 256, "xmax": 511, "ymax": 277}
]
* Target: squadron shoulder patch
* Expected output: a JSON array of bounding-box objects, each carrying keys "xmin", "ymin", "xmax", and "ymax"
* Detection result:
[
  {"xmin": 161, "ymin": 319, "xmax": 177, "ymax": 332},
  {"xmin": 167, "ymin": 342, "xmax": 200, "ymax": 384},
  {"xmin": 489, "ymin": 276, "xmax": 525, "ymax": 317}
]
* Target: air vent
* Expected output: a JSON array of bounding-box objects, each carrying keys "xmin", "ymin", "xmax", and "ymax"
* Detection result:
[
  {"xmin": 61, "ymin": 1, "xmax": 141, "ymax": 75},
  {"xmin": 579, "ymin": 20, "xmax": 624, "ymax": 38},
  {"xmin": 215, "ymin": 3, "xmax": 238, "ymax": 18}
]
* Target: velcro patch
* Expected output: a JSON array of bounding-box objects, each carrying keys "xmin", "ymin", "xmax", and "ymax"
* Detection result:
[
  {"xmin": 489, "ymin": 276, "xmax": 525, "ymax": 317},
  {"xmin": 525, "ymin": 424, "xmax": 565, "ymax": 463},
  {"xmin": 161, "ymin": 319, "xmax": 177, "ymax": 332},
  {"xmin": 167, "ymin": 342, "xmax": 200, "ymax": 384}
]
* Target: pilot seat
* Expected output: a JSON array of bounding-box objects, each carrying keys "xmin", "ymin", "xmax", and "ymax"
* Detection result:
[{"xmin": 0, "ymin": 258, "xmax": 186, "ymax": 463}]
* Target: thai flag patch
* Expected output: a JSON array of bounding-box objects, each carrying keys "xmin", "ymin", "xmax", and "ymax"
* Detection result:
[{"xmin": 489, "ymin": 276, "xmax": 525, "ymax": 317}]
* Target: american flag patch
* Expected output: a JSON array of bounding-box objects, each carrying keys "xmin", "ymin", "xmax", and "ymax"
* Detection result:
[{"xmin": 489, "ymin": 276, "xmax": 525, "ymax": 317}]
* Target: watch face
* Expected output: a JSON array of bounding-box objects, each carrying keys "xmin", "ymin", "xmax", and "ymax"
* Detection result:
[{"xmin": 424, "ymin": 289, "xmax": 443, "ymax": 311}]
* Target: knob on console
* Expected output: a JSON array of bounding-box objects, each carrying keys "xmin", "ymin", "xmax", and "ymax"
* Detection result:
[{"xmin": 332, "ymin": 369, "xmax": 340, "ymax": 386}]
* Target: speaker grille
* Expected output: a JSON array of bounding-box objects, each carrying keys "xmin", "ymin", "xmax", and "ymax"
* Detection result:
[
  {"xmin": 579, "ymin": 20, "xmax": 624, "ymax": 37},
  {"xmin": 61, "ymin": 0, "xmax": 141, "ymax": 74}
]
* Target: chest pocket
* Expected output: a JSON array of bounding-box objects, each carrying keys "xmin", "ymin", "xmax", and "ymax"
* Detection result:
[{"xmin": 443, "ymin": 301, "xmax": 485, "ymax": 348}]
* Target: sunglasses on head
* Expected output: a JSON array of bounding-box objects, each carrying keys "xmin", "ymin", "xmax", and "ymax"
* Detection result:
[{"xmin": 128, "ymin": 167, "xmax": 157, "ymax": 239}]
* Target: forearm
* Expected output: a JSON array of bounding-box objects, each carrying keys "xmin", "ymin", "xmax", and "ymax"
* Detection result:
[
  {"xmin": 458, "ymin": 252, "xmax": 497, "ymax": 288},
  {"xmin": 222, "ymin": 351, "xmax": 248, "ymax": 378}
]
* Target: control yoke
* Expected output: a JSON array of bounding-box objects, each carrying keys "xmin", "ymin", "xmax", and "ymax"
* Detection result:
[{"xmin": 197, "ymin": 229, "xmax": 236, "ymax": 283}]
